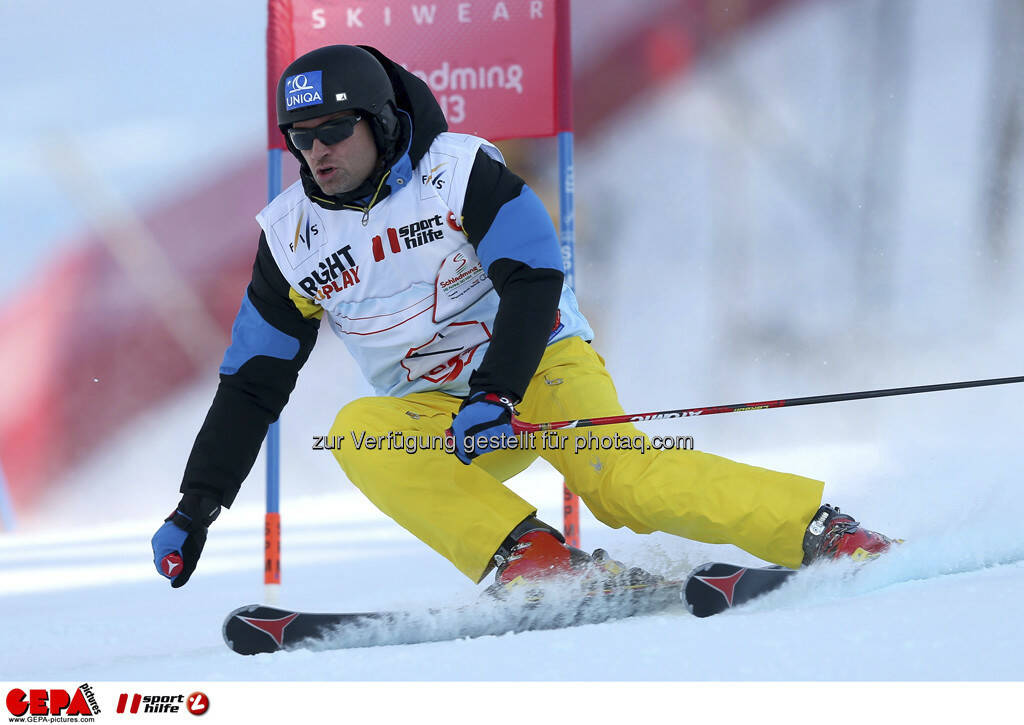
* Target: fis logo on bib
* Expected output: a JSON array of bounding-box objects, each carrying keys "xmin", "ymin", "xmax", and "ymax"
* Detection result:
[
  {"xmin": 422, "ymin": 163, "xmax": 448, "ymax": 191},
  {"xmin": 285, "ymin": 72, "xmax": 323, "ymax": 109},
  {"xmin": 291, "ymin": 213, "xmax": 319, "ymax": 252}
]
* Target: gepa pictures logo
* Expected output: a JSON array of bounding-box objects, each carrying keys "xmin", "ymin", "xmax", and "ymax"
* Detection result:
[
  {"xmin": 284, "ymin": 71, "xmax": 323, "ymax": 109},
  {"xmin": 6, "ymin": 684, "xmax": 101, "ymax": 719}
]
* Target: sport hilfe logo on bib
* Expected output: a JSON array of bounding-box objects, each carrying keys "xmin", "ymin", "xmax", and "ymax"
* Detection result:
[{"xmin": 285, "ymin": 71, "xmax": 324, "ymax": 109}]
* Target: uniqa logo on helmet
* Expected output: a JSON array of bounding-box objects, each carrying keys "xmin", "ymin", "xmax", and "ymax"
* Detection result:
[{"xmin": 285, "ymin": 71, "xmax": 324, "ymax": 109}]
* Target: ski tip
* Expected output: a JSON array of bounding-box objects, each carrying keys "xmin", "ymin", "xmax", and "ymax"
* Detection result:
[
  {"xmin": 682, "ymin": 562, "xmax": 720, "ymax": 617},
  {"xmin": 223, "ymin": 604, "xmax": 286, "ymax": 656},
  {"xmin": 683, "ymin": 561, "xmax": 798, "ymax": 618},
  {"xmin": 223, "ymin": 604, "xmax": 255, "ymax": 655}
]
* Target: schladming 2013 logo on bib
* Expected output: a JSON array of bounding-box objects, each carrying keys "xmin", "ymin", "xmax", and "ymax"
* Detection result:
[{"xmin": 285, "ymin": 71, "xmax": 323, "ymax": 109}]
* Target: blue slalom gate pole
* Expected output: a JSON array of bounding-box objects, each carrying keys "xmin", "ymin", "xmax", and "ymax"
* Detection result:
[
  {"xmin": 265, "ymin": 148, "xmax": 282, "ymax": 599},
  {"xmin": 557, "ymin": 131, "xmax": 579, "ymax": 548},
  {"xmin": 558, "ymin": 132, "xmax": 576, "ymax": 291},
  {"xmin": 0, "ymin": 459, "xmax": 16, "ymax": 531}
]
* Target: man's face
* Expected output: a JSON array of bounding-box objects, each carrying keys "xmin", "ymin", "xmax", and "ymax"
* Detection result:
[{"xmin": 292, "ymin": 111, "xmax": 379, "ymax": 195}]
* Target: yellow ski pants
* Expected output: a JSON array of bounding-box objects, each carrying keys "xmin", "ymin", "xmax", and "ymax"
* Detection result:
[{"xmin": 330, "ymin": 336, "xmax": 824, "ymax": 582}]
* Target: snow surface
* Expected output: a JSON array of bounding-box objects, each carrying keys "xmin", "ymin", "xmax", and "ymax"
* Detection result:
[
  {"xmin": 5, "ymin": 422, "xmax": 1024, "ymax": 681},
  {"xmin": 3, "ymin": 0, "xmax": 1024, "ymax": 686}
]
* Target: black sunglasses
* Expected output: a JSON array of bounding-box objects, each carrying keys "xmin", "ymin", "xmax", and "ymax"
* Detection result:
[{"xmin": 287, "ymin": 115, "xmax": 363, "ymax": 150}]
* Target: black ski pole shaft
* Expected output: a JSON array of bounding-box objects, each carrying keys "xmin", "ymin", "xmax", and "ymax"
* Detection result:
[{"xmin": 511, "ymin": 375, "xmax": 1024, "ymax": 433}]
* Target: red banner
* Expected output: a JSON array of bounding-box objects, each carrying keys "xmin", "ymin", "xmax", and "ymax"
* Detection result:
[{"xmin": 266, "ymin": 0, "xmax": 568, "ymax": 147}]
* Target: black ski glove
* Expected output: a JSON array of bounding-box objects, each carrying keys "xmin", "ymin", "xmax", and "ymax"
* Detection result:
[{"xmin": 151, "ymin": 493, "xmax": 221, "ymax": 588}]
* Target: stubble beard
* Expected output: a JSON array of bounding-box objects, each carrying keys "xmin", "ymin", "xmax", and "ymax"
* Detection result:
[{"xmin": 317, "ymin": 170, "xmax": 355, "ymax": 196}]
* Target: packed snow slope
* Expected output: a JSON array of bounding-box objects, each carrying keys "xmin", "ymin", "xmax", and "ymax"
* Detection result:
[
  {"xmin": 4, "ymin": 418, "xmax": 1024, "ymax": 680},
  {"xmin": 3, "ymin": 0, "xmax": 1023, "ymax": 680}
]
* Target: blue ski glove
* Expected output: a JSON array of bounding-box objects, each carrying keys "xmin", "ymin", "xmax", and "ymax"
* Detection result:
[
  {"xmin": 447, "ymin": 391, "xmax": 519, "ymax": 465},
  {"xmin": 151, "ymin": 494, "xmax": 221, "ymax": 588}
]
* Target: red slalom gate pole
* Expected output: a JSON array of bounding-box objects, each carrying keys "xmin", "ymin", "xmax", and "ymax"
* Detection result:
[{"xmin": 510, "ymin": 375, "xmax": 1024, "ymax": 434}]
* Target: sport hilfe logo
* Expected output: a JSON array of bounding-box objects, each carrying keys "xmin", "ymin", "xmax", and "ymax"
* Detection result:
[
  {"xmin": 115, "ymin": 692, "xmax": 208, "ymax": 717},
  {"xmin": 285, "ymin": 71, "xmax": 323, "ymax": 109},
  {"xmin": 117, "ymin": 693, "xmax": 183, "ymax": 715},
  {"xmin": 371, "ymin": 214, "xmax": 446, "ymax": 262},
  {"xmin": 6, "ymin": 684, "xmax": 101, "ymax": 718}
]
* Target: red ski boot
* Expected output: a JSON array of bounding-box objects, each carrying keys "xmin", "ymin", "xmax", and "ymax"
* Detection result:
[
  {"xmin": 494, "ymin": 530, "xmax": 581, "ymax": 588},
  {"xmin": 486, "ymin": 518, "xmax": 661, "ymax": 599},
  {"xmin": 801, "ymin": 504, "xmax": 900, "ymax": 565}
]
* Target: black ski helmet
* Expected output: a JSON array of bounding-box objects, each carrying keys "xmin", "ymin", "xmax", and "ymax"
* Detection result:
[{"xmin": 276, "ymin": 45, "xmax": 401, "ymax": 158}]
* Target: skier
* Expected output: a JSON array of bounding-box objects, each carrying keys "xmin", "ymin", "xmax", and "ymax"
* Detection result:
[{"xmin": 152, "ymin": 45, "xmax": 896, "ymax": 594}]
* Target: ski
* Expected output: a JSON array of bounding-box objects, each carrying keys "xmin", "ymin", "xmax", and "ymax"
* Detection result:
[
  {"xmin": 223, "ymin": 577, "xmax": 686, "ymax": 654},
  {"xmin": 223, "ymin": 562, "xmax": 806, "ymax": 653},
  {"xmin": 683, "ymin": 562, "xmax": 798, "ymax": 617}
]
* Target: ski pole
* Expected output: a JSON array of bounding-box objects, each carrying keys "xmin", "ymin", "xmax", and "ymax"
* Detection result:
[{"xmin": 509, "ymin": 375, "xmax": 1024, "ymax": 433}]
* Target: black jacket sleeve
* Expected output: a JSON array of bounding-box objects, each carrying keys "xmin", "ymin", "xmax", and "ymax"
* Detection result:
[
  {"xmin": 460, "ymin": 148, "xmax": 565, "ymax": 402},
  {"xmin": 179, "ymin": 232, "xmax": 321, "ymax": 507}
]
